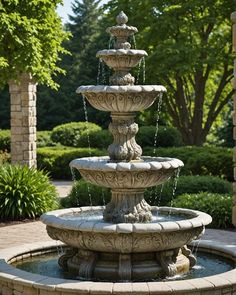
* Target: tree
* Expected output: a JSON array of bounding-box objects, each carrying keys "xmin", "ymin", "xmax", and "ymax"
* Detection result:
[
  {"xmin": 105, "ymin": 0, "xmax": 235, "ymax": 145},
  {"xmin": 36, "ymin": 0, "xmax": 111, "ymax": 130},
  {"xmin": 0, "ymin": 0, "xmax": 69, "ymax": 88}
]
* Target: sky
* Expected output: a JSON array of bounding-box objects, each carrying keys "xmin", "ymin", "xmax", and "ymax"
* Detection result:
[{"xmin": 57, "ymin": 0, "xmax": 108, "ymax": 24}]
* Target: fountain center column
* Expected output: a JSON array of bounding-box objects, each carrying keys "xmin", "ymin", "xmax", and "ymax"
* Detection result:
[
  {"xmin": 108, "ymin": 112, "xmax": 142, "ymax": 162},
  {"xmin": 103, "ymin": 188, "xmax": 152, "ymax": 223}
]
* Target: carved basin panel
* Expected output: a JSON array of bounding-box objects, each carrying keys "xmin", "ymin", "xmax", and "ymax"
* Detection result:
[
  {"xmin": 46, "ymin": 225, "xmax": 204, "ymax": 254},
  {"xmin": 41, "ymin": 207, "xmax": 212, "ymax": 254},
  {"xmin": 77, "ymin": 85, "xmax": 166, "ymax": 113},
  {"xmin": 70, "ymin": 156, "xmax": 183, "ymax": 189}
]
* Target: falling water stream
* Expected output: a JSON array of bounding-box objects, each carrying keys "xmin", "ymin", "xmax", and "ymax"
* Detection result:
[
  {"xmin": 168, "ymin": 168, "xmax": 181, "ymax": 217},
  {"xmin": 153, "ymin": 93, "xmax": 163, "ymax": 155}
]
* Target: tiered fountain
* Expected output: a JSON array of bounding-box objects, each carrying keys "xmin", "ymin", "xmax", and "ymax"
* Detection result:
[{"xmin": 41, "ymin": 12, "xmax": 212, "ymax": 282}]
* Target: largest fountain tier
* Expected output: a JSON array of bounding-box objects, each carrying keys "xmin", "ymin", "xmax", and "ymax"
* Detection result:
[{"xmin": 41, "ymin": 206, "xmax": 212, "ymax": 281}]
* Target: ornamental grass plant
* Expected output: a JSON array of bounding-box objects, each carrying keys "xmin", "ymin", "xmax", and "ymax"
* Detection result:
[{"xmin": 0, "ymin": 164, "xmax": 59, "ymax": 220}]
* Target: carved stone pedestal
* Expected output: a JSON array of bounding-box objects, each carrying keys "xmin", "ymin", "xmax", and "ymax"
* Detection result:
[
  {"xmin": 108, "ymin": 112, "xmax": 142, "ymax": 162},
  {"xmin": 58, "ymin": 246, "xmax": 196, "ymax": 281},
  {"xmin": 103, "ymin": 188, "xmax": 152, "ymax": 223}
]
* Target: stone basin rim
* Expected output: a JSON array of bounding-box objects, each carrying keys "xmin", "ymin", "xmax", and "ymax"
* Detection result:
[
  {"xmin": 96, "ymin": 49, "xmax": 148, "ymax": 56},
  {"xmin": 0, "ymin": 239, "xmax": 236, "ymax": 294},
  {"xmin": 70, "ymin": 156, "xmax": 183, "ymax": 171},
  {"xmin": 40, "ymin": 206, "xmax": 212, "ymax": 233},
  {"xmin": 77, "ymin": 85, "xmax": 167, "ymax": 94}
]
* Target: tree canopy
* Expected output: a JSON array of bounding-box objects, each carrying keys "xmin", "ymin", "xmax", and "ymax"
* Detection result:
[
  {"xmin": 105, "ymin": 0, "xmax": 235, "ymax": 145},
  {"xmin": 0, "ymin": 0, "xmax": 69, "ymax": 88}
]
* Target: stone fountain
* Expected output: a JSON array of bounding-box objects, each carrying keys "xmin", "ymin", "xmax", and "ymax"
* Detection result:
[{"xmin": 41, "ymin": 12, "xmax": 212, "ymax": 282}]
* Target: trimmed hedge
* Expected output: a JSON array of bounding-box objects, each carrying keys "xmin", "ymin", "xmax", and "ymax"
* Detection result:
[
  {"xmin": 171, "ymin": 192, "xmax": 232, "ymax": 229},
  {"xmin": 79, "ymin": 129, "xmax": 112, "ymax": 149},
  {"xmin": 37, "ymin": 146, "xmax": 106, "ymax": 179},
  {"xmin": 51, "ymin": 122, "xmax": 102, "ymax": 147},
  {"xmin": 61, "ymin": 179, "xmax": 110, "ymax": 208},
  {"xmin": 37, "ymin": 131, "xmax": 54, "ymax": 147},
  {"xmin": 36, "ymin": 146, "xmax": 233, "ymax": 180},
  {"xmin": 145, "ymin": 175, "xmax": 232, "ymax": 206},
  {"xmin": 0, "ymin": 130, "xmax": 54, "ymax": 150},
  {"xmin": 0, "ymin": 129, "xmax": 10, "ymax": 151},
  {"xmin": 137, "ymin": 125, "xmax": 183, "ymax": 148},
  {"xmin": 143, "ymin": 146, "xmax": 233, "ymax": 181}
]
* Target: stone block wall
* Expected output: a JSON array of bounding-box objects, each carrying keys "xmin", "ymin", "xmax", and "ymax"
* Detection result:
[
  {"xmin": 8, "ymin": 73, "xmax": 37, "ymax": 168},
  {"xmin": 232, "ymin": 12, "xmax": 236, "ymax": 226}
]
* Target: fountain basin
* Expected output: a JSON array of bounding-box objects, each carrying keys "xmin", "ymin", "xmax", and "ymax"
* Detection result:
[
  {"xmin": 0, "ymin": 237, "xmax": 235, "ymax": 295},
  {"xmin": 96, "ymin": 49, "xmax": 147, "ymax": 69},
  {"xmin": 77, "ymin": 85, "xmax": 166, "ymax": 112},
  {"xmin": 40, "ymin": 207, "xmax": 211, "ymax": 281},
  {"xmin": 41, "ymin": 207, "xmax": 212, "ymax": 253},
  {"xmin": 70, "ymin": 156, "xmax": 183, "ymax": 189},
  {"xmin": 41, "ymin": 207, "xmax": 211, "ymax": 254}
]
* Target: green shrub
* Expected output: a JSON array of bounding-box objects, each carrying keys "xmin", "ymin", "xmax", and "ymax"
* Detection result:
[
  {"xmin": 136, "ymin": 126, "xmax": 183, "ymax": 148},
  {"xmin": 61, "ymin": 179, "xmax": 110, "ymax": 208},
  {"xmin": 37, "ymin": 146, "xmax": 106, "ymax": 179},
  {"xmin": 37, "ymin": 131, "xmax": 55, "ymax": 148},
  {"xmin": 145, "ymin": 175, "xmax": 232, "ymax": 206},
  {"xmin": 79, "ymin": 129, "xmax": 112, "ymax": 148},
  {"xmin": 0, "ymin": 164, "xmax": 58, "ymax": 220},
  {"xmin": 143, "ymin": 146, "xmax": 233, "ymax": 181},
  {"xmin": 171, "ymin": 192, "xmax": 232, "ymax": 229},
  {"xmin": 0, "ymin": 129, "xmax": 10, "ymax": 151},
  {"xmin": 51, "ymin": 122, "xmax": 102, "ymax": 147},
  {"xmin": 0, "ymin": 150, "xmax": 10, "ymax": 164},
  {"xmin": 0, "ymin": 130, "xmax": 55, "ymax": 150}
]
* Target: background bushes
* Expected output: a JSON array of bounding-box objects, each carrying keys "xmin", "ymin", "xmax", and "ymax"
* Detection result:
[
  {"xmin": 145, "ymin": 175, "xmax": 232, "ymax": 206},
  {"xmin": 37, "ymin": 146, "xmax": 106, "ymax": 179},
  {"xmin": 0, "ymin": 130, "xmax": 54, "ymax": 150},
  {"xmin": 0, "ymin": 164, "xmax": 58, "ymax": 220},
  {"xmin": 137, "ymin": 126, "xmax": 183, "ymax": 148},
  {"xmin": 51, "ymin": 122, "xmax": 101, "ymax": 147},
  {"xmin": 0, "ymin": 129, "xmax": 10, "ymax": 151},
  {"xmin": 171, "ymin": 192, "xmax": 232, "ymax": 229},
  {"xmin": 61, "ymin": 179, "xmax": 110, "ymax": 208},
  {"xmin": 143, "ymin": 146, "xmax": 233, "ymax": 181}
]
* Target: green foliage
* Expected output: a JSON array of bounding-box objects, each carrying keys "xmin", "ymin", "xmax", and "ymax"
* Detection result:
[
  {"xmin": 61, "ymin": 179, "xmax": 110, "ymax": 208},
  {"xmin": 0, "ymin": 130, "xmax": 55, "ymax": 150},
  {"xmin": 79, "ymin": 129, "xmax": 112, "ymax": 148},
  {"xmin": 105, "ymin": 0, "xmax": 234, "ymax": 145},
  {"xmin": 0, "ymin": 150, "xmax": 10, "ymax": 164},
  {"xmin": 145, "ymin": 175, "xmax": 232, "ymax": 206},
  {"xmin": 171, "ymin": 193, "xmax": 232, "ymax": 229},
  {"xmin": 37, "ymin": 131, "xmax": 54, "ymax": 148},
  {"xmin": 37, "ymin": 146, "xmax": 106, "ymax": 179},
  {"xmin": 0, "ymin": 129, "xmax": 10, "ymax": 151},
  {"xmin": 0, "ymin": 0, "xmax": 70, "ymax": 89},
  {"xmin": 0, "ymin": 164, "xmax": 58, "ymax": 220},
  {"xmin": 51, "ymin": 122, "xmax": 102, "ymax": 147},
  {"xmin": 143, "ymin": 146, "xmax": 233, "ymax": 181},
  {"xmin": 136, "ymin": 126, "xmax": 183, "ymax": 148},
  {"xmin": 36, "ymin": 0, "xmax": 110, "ymax": 130}
]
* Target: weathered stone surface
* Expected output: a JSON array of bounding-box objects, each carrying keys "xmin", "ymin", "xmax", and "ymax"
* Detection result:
[{"xmin": 8, "ymin": 73, "xmax": 37, "ymax": 168}]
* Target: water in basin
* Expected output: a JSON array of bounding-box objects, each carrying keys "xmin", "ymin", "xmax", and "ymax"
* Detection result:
[
  {"xmin": 59, "ymin": 209, "xmax": 192, "ymax": 223},
  {"xmin": 12, "ymin": 250, "xmax": 235, "ymax": 282}
]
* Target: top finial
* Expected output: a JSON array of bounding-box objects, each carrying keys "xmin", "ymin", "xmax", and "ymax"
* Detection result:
[{"xmin": 116, "ymin": 11, "xmax": 128, "ymax": 25}]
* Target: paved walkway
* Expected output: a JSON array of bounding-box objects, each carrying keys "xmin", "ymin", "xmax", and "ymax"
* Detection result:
[{"xmin": 0, "ymin": 181, "xmax": 235, "ymax": 250}]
